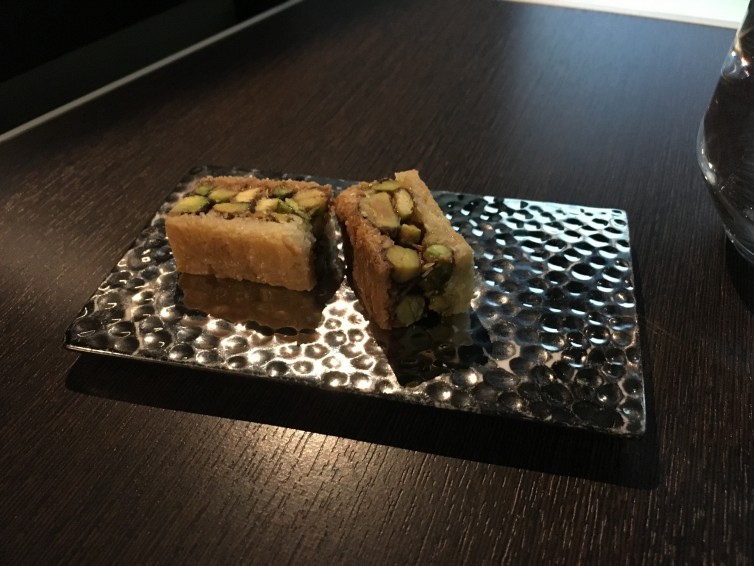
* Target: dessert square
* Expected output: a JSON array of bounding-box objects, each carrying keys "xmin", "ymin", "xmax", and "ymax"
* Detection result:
[
  {"xmin": 334, "ymin": 170, "xmax": 474, "ymax": 328},
  {"xmin": 165, "ymin": 175, "xmax": 332, "ymax": 291}
]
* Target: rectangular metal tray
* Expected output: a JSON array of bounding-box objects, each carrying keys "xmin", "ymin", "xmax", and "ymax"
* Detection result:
[{"xmin": 65, "ymin": 165, "xmax": 646, "ymax": 436}]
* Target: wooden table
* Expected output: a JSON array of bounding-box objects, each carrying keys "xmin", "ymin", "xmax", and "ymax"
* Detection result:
[{"xmin": 2, "ymin": 0, "xmax": 751, "ymax": 562}]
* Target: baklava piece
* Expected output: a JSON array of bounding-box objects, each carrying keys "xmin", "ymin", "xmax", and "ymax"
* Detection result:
[
  {"xmin": 334, "ymin": 170, "xmax": 474, "ymax": 328},
  {"xmin": 165, "ymin": 176, "xmax": 332, "ymax": 291}
]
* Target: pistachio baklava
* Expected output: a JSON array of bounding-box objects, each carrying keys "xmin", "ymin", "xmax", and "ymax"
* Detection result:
[
  {"xmin": 165, "ymin": 176, "xmax": 332, "ymax": 291},
  {"xmin": 334, "ymin": 170, "xmax": 474, "ymax": 328}
]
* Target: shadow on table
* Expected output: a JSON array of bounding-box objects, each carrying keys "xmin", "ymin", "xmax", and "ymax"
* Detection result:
[
  {"xmin": 66, "ymin": 352, "xmax": 659, "ymax": 489},
  {"xmin": 725, "ymin": 239, "xmax": 754, "ymax": 310}
]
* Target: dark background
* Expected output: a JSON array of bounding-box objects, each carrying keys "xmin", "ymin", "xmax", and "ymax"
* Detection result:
[
  {"xmin": 0, "ymin": 0, "xmax": 285, "ymax": 133},
  {"xmin": 1, "ymin": 1, "xmax": 183, "ymax": 81}
]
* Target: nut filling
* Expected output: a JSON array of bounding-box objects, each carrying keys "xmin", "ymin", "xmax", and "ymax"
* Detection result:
[
  {"xmin": 357, "ymin": 179, "xmax": 455, "ymax": 327},
  {"xmin": 170, "ymin": 177, "xmax": 329, "ymax": 224}
]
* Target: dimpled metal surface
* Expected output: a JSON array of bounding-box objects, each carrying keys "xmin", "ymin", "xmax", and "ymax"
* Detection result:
[{"xmin": 65, "ymin": 166, "xmax": 645, "ymax": 436}]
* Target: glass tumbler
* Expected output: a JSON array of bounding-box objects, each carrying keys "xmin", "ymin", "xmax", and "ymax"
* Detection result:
[{"xmin": 697, "ymin": 2, "xmax": 754, "ymax": 264}]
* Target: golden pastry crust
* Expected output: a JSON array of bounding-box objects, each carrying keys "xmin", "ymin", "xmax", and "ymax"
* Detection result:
[{"xmin": 334, "ymin": 185, "xmax": 395, "ymax": 328}]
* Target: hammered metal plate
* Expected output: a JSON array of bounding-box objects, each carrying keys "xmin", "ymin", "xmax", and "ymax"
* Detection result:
[{"xmin": 65, "ymin": 166, "xmax": 646, "ymax": 436}]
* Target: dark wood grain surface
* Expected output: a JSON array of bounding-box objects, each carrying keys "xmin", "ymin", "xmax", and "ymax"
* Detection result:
[{"xmin": 1, "ymin": 0, "xmax": 752, "ymax": 563}]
